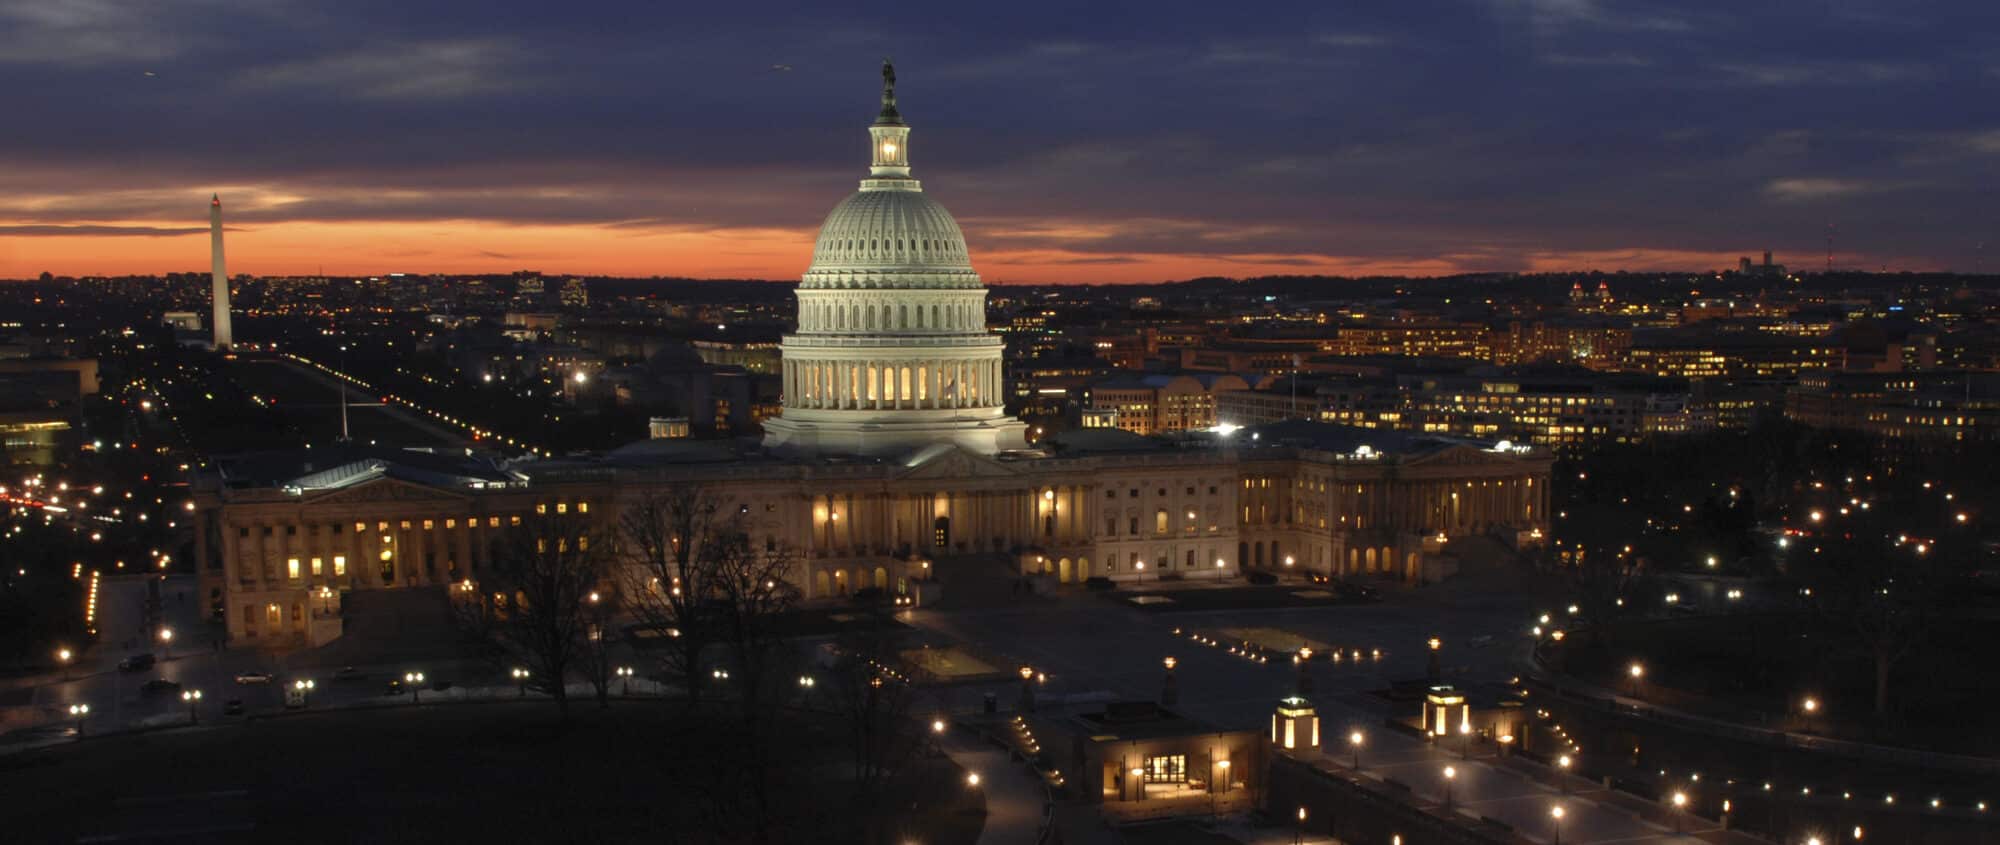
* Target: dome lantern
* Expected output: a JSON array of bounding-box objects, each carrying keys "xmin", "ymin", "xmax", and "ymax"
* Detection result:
[{"xmin": 867, "ymin": 59, "xmax": 914, "ymax": 186}]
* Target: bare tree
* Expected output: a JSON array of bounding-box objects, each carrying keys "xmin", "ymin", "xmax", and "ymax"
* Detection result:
[
  {"xmin": 582, "ymin": 584, "xmax": 617, "ymax": 708},
  {"xmin": 619, "ymin": 487, "xmax": 730, "ymax": 708},
  {"xmin": 1807, "ymin": 529, "xmax": 1943, "ymax": 719},
  {"xmin": 825, "ymin": 632, "xmax": 924, "ymax": 797},
  {"xmin": 474, "ymin": 510, "xmax": 613, "ymax": 722}
]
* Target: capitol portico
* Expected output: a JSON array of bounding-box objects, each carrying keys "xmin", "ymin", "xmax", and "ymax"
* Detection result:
[{"xmin": 191, "ymin": 64, "xmax": 1551, "ymax": 650}]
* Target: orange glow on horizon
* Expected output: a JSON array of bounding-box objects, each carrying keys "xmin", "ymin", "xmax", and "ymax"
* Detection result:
[{"xmin": 1, "ymin": 218, "xmax": 1852, "ymax": 284}]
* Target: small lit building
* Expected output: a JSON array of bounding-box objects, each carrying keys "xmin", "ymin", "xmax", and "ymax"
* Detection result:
[{"xmin": 1061, "ymin": 701, "xmax": 1262, "ymax": 805}]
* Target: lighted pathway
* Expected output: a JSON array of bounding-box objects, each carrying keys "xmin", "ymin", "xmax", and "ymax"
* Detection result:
[{"xmin": 940, "ymin": 731, "xmax": 1048, "ymax": 845}]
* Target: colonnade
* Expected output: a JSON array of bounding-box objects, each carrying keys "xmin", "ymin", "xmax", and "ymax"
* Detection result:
[{"xmin": 784, "ymin": 357, "xmax": 1001, "ymax": 410}]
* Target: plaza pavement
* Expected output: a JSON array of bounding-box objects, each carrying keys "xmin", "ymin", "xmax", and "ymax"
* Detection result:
[{"xmin": 905, "ymin": 569, "xmax": 1760, "ymax": 844}]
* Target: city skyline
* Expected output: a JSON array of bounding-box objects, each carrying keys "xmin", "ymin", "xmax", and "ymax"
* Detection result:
[{"xmin": 5, "ymin": 1, "xmax": 1999, "ymax": 282}]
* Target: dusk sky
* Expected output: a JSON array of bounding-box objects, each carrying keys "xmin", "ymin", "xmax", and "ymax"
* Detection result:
[{"xmin": 3, "ymin": 0, "xmax": 1996, "ymax": 283}]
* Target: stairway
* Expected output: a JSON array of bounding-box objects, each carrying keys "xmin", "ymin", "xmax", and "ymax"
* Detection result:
[
  {"xmin": 927, "ymin": 552, "xmax": 1037, "ymax": 609},
  {"xmin": 289, "ymin": 587, "xmax": 469, "ymax": 669}
]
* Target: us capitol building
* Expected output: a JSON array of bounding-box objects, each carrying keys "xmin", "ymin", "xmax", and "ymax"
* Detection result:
[{"xmin": 192, "ymin": 64, "xmax": 1552, "ymax": 650}]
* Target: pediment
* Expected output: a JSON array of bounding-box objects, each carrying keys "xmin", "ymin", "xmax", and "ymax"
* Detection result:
[
  {"xmin": 301, "ymin": 477, "xmax": 471, "ymax": 506},
  {"xmin": 894, "ymin": 446, "xmax": 1025, "ymax": 481},
  {"xmin": 1402, "ymin": 445, "xmax": 1516, "ymax": 468}
]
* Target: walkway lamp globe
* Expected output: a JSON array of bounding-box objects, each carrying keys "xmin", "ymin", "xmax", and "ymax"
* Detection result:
[
  {"xmin": 1019, "ymin": 666, "xmax": 1034, "ymax": 681},
  {"xmin": 56, "ymin": 647, "xmax": 71, "ymax": 663},
  {"xmin": 1349, "ymin": 730, "xmax": 1364, "ymax": 768},
  {"xmin": 1558, "ymin": 754, "xmax": 1573, "ymax": 793},
  {"xmin": 932, "ymin": 719, "xmax": 946, "ymax": 734},
  {"xmin": 1443, "ymin": 765, "xmax": 1457, "ymax": 808},
  {"xmin": 1671, "ymin": 790, "xmax": 1688, "ymax": 833},
  {"xmin": 966, "ymin": 772, "xmax": 980, "ymax": 788},
  {"xmin": 1163, "ymin": 656, "xmax": 1177, "ymax": 671}
]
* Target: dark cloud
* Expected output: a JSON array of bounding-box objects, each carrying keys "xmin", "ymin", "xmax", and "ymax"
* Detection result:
[
  {"xmin": 0, "ymin": 224, "xmax": 212, "ymax": 237},
  {"xmin": 2, "ymin": 0, "xmax": 1996, "ymax": 274}
]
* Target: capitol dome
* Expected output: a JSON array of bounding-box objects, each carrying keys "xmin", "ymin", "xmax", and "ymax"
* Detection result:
[
  {"xmin": 803, "ymin": 189, "xmax": 979, "ymax": 289},
  {"xmin": 761, "ymin": 60, "xmax": 1028, "ymax": 459}
]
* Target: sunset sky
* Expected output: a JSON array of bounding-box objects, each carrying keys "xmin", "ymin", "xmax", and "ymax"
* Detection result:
[{"xmin": 3, "ymin": 1, "xmax": 1996, "ymax": 283}]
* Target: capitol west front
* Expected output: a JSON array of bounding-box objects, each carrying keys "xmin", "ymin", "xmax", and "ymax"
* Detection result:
[{"xmin": 192, "ymin": 67, "xmax": 1552, "ymax": 649}]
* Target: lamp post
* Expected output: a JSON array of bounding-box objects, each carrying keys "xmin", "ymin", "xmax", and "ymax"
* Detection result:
[
  {"xmin": 1550, "ymin": 805, "xmax": 1565, "ymax": 845},
  {"xmin": 69, "ymin": 703, "xmax": 88, "ymax": 739},
  {"xmin": 1557, "ymin": 754, "xmax": 1572, "ymax": 794},
  {"xmin": 1295, "ymin": 806, "xmax": 1306, "ymax": 845},
  {"xmin": 293, "ymin": 678, "xmax": 314, "ymax": 708},
  {"xmin": 1443, "ymin": 765, "xmax": 1456, "ymax": 810},
  {"xmin": 1459, "ymin": 721, "xmax": 1473, "ymax": 759},
  {"xmin": 512, "ymin": 667, "xmax": 530, "ymax": 697},
  {"xmin": 616, "ymin": 666, "xmax": 634, "ymax": 696},
  {"xmin": 159, "ymin": 626, "xmax": 173, "ymax": 660},
  {"xmin": 405, "ymin": 671, "xmax": 424, "ymax": 704},
  {"xmin": 1349, "ymin": 730, "xmax": 1364, "ymax": 770},
  {"xmin": 1215, "ymin": 557, "xmax": 1226, "ymax": 581},
  {"xmin": 1018, "ymin": 665, "xmax": 1036, "ymax": 713},
  {"xmin": 182, "ymin": 689, "xmax": 203, "ymax": 723},
  {"xmin": 1802, "ymin": 695, "xmax": 1819, "ymax": 734},
  {"xmin": 1162, "ymin": 656, "xmax": 1179, "ymax": 707},
  {"xmin": 1296, "ymin": 647, "xmax": 1313, "ymax": 695},
  {"xmin": 1627, "ymin": 662, "xmax": 1644, "ymax": 698},
  {"xmin": 1671, "ymin": 790, "xmax": 1687, "ymax": 834},
  {"xmin": 1427, "ymin": 636, "xmax": 1442, "ymax": 683},
  {"xmin": 56, "ymin": 646, "xmax": 73, "ymax": 681}
]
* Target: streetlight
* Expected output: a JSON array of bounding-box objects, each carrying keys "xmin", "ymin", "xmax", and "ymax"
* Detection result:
[
  {"xmin": 1443, "ymin": 765, "xmax": 1457, "ymax": 809},
  {"xmin": 1628, "ymin": 662, "xmax": 1644, "ymax": 697},
  {"xmin": 1349, "ymin": 729, "xmax": 1364, "ymax": 769},
  {"xmin": 181, "ymin": 689, "xmax": 203, "ymax": 723},
  {"xmin": 932, "ymin": 718, "xmax": 947, "ymax": 734},
  {"xmin": 512, "ymin": 667, "xmax": 530, "ymax": 697},
  {"xmin": 1557, "ymin": 754, "xmax": 1572, "ymax": 794},
  {"xmin": 1215, "ymin": 557, "xmax": 1226, "ymax": 581},
  {"xmin": 56, "ymin": 646, "xmax": 72, "ymax": 680},
  {"xmin": 1802, "ymin": 695, "xmax": 1819, "ymax": 733},
  {"xmin": 1671, "ymin": 790, "xmax": 1687, "ymax": 834},
  {"xmin": 1162, "ymin": 656, "xmax": 1179, "ymax": 707},
  {"xmin": 615, "ymin": 666, "xmax": 634, "ymax": 696},
  {"xmin": 158, "ymin": 627, "xmax": 173, "ymax": 659},
  {"xmin": 405, "ymin": 671, "xmax": 425, "ymax": 704},
  {"xmin": 966, "ymin": 772, "xmax": 981, "ymax": 788},
  {"xmin": 1550, "ymin": 805, "xmax": 1565, "ymax": 845},
  {"xmin": 1019, "ymin": 665, "xmax": 1036, "ymax": 713},
  {"xmin": 69, "ymin": 703, "xmax": 89, "ymax": 738},
  {"xmin": 1459, "ymin": 720, "xmax": 1472, "ymax": 759},
  {"xmin": 293, "ymin": 678, "xmax": 315, "ymax": 708},
  {"xmin": 1427, "ymin": 636, "xmax": 1443, "ymax": 682},
  {"xmin": 1295, "ymin": 806, "xmax": 1307, "ymax": 845}
]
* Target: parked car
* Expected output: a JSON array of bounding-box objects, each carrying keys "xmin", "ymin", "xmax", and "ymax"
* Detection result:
[
  {"xmin": 1333, "ymin": 581, "xmax": 1381, "ymax": 602},
  {"xmin": 117, "ymin": 653, "xmax": 156, "ymax": 672},
  {"xmin": 223, "ymin": 699, "xmax": 245, "ymax": 716},
  {"xmin": 233, "ymin": 671, "xmax": 274, "ymax": 685},
  {"xmin": 140, "ymin": 678, "xmax": 182, "ymax": 695}
]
